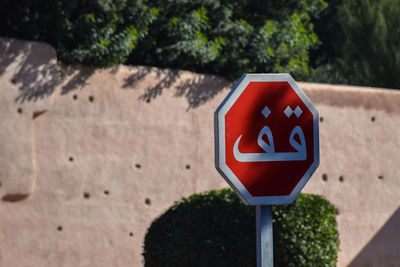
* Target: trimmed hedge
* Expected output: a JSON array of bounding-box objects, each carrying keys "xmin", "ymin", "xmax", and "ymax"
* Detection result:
[{"xmin": 144, "ymin": 189, "xmax": 338, "ymax": 267}]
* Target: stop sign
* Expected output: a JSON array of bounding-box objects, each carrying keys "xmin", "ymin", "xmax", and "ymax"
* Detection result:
[{"xmin": 215, "ymin": 74, "xmax": 319, "ymax": 205}]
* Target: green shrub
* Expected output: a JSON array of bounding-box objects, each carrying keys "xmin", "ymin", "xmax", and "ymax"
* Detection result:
[
  {"xmin": 144, "ymin": 188, "xmax": 339, "ymax": 267},
  {"xmin": 128, "ymin": 0, "xmax": 327, "ymax": 80},
  {"xmin": 0, "ymin": 0, "xmax": 158, "ymax": 67}
]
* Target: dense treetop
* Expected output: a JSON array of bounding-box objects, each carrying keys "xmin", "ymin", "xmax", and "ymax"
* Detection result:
[{"xmin": 1, "ymin": 0, "xmax": 399, "ymax": 88}]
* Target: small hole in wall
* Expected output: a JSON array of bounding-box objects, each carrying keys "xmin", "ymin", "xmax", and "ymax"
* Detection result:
[
  {"xmin": 89, "ymin": 96, "xmax": 95, "ymax": 102},
  {"xmin": 11, "ymin": 78, "xmax": 17, "ymax": 84},
  {"xmin": 320, "ymin": 117, "xmax": 323, "ymax": 122},
  {"xmin": 83, "ymin": 192, "xmax": 90, "ymax": 199},
  {"xmin": 322, "ymin": 174, "xmax": 328, "ymax": 182},
  {"xmin": 378, "ymin": 175, "xmax": 384, "ymax": 180},
  {"xmin": 104, "ymin": 190, "xmax": 110, "ymax": 196},
  {"xmin": 135, "ymin": 164, "xmax": 141, "ymax": 169},
  {"xmin": 17, "ymin": 108, "xmax": 23, "ymax": 114},
  {"xmin": 339, "ymin": 176, "xmax": 344, "ymax": 182},
  {"xmin": 69, "ymin": 157, "xmax": 74, "ymax": 162},
  {"xmin": 1, "ymin": 193, "xmax": 28, "ymax": 202},
  {"xmin": 57, "ymin": 226, "xmax": 63, "ymax": 231},
  {"xmin": 371, "ymin": 116, "xmax": 376, "ymax": 122},
  {"xmin": 186, "ymin": 164, "xmax": 191, "ymax": 170},
  {"xmin": 129, "ymin": 232, "xmax": 134, "ymax": 237},
  {"xmin": 73, "ymin": 94, "xmax": 78, "ymax": 100},
  {"xmin": 32, "ymin": 110, "xmax": 47, "ymax": 119},
  {"xmin": 146, "ymin": 99, "xmax": 150, "ymax": 103},
  {"xmin": 145, "ymin": 198, "xmax": 151, "ymax": 205}
]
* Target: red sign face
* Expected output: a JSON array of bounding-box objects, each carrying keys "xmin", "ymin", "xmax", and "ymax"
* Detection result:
[{"xmin": 215, "ymin": 74, "xmax": 319, "ymax": 205}]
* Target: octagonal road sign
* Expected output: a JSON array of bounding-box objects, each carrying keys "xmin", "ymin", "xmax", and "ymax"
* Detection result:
[{"xmin": 214, "ymin": 74, "xmax": 319, "ymax": 205}]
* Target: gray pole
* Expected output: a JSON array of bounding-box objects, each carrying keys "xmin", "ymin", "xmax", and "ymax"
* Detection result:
[{"xmin": 256, "ymin": 205, "xmax": 273, "ymax": 267}]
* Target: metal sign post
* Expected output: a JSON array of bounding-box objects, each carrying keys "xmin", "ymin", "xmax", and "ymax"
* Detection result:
[
  {"xmin": 214, "ymin": 74, "xmax": 320, "ymax": 267},
  {"xmin": 256, "ymin": 205, "xmax": 273, "ymax": 267}
]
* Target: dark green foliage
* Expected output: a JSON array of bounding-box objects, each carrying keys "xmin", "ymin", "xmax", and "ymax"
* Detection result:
[
  {"xmin": 0, "ymin": 0, "xmax": 157, "ymax": 67},
  {"xmin": 0, "ymin": 0, "xmax": 326, "ymax": 79},
  {"xmin": 308, "ymin": 0, "xmax": 350, "ymax": 85},
  {"xmin": 309, "ymin": 0, "xmax": 343, "ymax": 67},
  {"xmin": 337, "ymin": 0, "xmax": 400, "ymax": 88},
  {"xmin": 310, "ymin": 0, "xmax": 400, "ymax": 89},
  {"xmin": 144, "ymin": 189, "xmax": 339, "ymax": 267},
  {"xmin": 128, "ymin": 0, "xmax": 327, "ymax": 80},
  {"xmin": 273, "ymin": 192, "xmax": 339, "ymax": 266}
]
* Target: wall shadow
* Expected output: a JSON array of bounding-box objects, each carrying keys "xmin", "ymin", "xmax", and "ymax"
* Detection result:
[
  {"xmin": 60, "ymin": 67, "xmax": 95, "ymax": 95},
  {"xmin": 123, "ymin": 66, "xmax": 232, "ymax": 109},
  {"xmin": 129, "ymin": 67, "xmax": 181, "ymax": 103},
  {"xmin": 0, "ymin": 38, "xmax": 94, "ymax": 103},
  {"xmin": 174, "ymin": 75, "xmax": 231, "ymax": 110},
  {"xmin": 348, "ymin": 207, "xmax": 400, "ymax": 267},
  {"xmin": 1, "ymin": 37, "xmax": 230, "ymax": 108}
]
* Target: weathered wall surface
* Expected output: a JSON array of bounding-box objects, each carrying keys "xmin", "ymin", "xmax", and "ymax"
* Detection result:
[{"xmin": 0, "ymin": 37, "xmax": 399, "ymax": 267}]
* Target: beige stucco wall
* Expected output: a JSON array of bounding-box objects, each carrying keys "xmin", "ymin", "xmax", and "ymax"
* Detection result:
[{"xmin": 0, "ymin": 37, "xmax": 399, "ymax": 267}]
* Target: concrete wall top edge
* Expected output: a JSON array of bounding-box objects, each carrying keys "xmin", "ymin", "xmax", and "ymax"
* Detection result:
[
  {"xmin": 299, "ymin": 82, "xmax": 400, "ymax": 114},
  {"xmin": 1, "ymin": 36, "xmax": 399, "ymax": 115}
]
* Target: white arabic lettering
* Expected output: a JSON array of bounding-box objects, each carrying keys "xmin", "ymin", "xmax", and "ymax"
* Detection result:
[{"xmin": 233, "ymin": 107, "xmax": 307, "ymax": 162}]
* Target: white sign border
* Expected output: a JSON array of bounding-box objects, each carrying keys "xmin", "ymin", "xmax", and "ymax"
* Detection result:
[{"xmin": 214, "ymin": 73, "xmax": 320, "ymax": 205}]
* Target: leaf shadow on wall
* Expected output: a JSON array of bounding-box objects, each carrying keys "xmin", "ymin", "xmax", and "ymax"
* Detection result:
[
  {"xmin": 1, "ymin": 37, "xmax": 231, "ymax": 107},
  {"xmin": 348, "ymin": 207, "xmax": 400, "ymax": 267},
  {"xmin": 0, "ymin": 38, "xmax": 94, "ymax": 103},
  {"xmin": 122, "ymin": 66, "xmax": 232, "ymax": 110}
]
